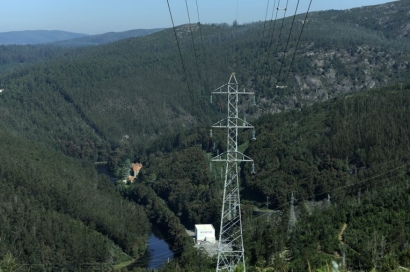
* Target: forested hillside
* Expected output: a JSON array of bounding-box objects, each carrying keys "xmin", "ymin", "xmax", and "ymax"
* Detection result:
[
  {"xmin": 0, "ymin": 1, "xmax": 409, "ymax": 271},
  {"xmin": 52, "ymin": 28, "xmax": 165, "ymax": 47},
  {"xmin": 140, "ymin": 82, "xmax": 410, "ymax": 271},
  {"xmin": 0, "ymin": 30, "xmax": 87, "ymax": 45},
  {"xmin": 0, "ymin": 45, "xmax": 68, "ymax": 75},
  {"xmin": 0, "ymin": 130, "xmax": 150, "ymax": 268},
  {"xmin": 242, "ymin": 82, "xmax": 410, "ymax": 270},
  {"xmin": 0, "ymin": 0, "xmax": 409, "ymax": 162}
]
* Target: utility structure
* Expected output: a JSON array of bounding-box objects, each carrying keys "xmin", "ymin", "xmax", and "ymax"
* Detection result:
[
  {"xmin": 287, "ymin": 192, "xmax": 297, "ymax": 236},
  {"xmin": 210, "ymin": 73, "xmax": 255, "ymax": 272}
]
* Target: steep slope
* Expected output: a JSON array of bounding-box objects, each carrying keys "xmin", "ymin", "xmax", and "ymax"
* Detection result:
[
  {"xmin": 0, "ymin": 130, "xmax": 150, "ymax": 266},
  {"xmin": 244, "ymin": 82, "xmax": 410, "ymax": 206},
  {"xmin": 0, "ymin": 1, "xmax": 409, "ymax": 161},
  {"xmin": 142, "ymin": 82, "xmax": 410, "ymax": 271},
  {"xmin": 241, "ymin": 82, "xmax": 410, "ymax": 270},
  {"xmin": 316, "ymin": 0, "xmax": 410, "ymax": 39}
]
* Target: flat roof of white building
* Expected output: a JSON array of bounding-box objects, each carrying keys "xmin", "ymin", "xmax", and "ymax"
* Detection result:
[{"xmin": 195, "ymin": 224, "xmax": 214, "ymax": 231}]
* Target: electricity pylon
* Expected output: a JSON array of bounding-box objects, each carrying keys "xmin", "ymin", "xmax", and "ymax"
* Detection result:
[
  {"xmin": 287, "ymin": 192, "xmax": 296, "ymax": 236},
  {"xmin": 211, "ymin": 73, "xmax": 255, "ymax": 272}
]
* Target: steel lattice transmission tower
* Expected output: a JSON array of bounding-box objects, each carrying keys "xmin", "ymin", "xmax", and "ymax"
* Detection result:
[
  {"xmin": 287, "ymin": 192, "xmax": 297, "ymax": 236},
  {"xmin": 211, "ymin": 73, "xmax": 255, "ymax": 272}
]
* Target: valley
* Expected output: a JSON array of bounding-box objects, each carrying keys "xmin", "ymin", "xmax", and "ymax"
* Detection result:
[{"xmin": 1, "ymin": 1, "xmax": 410, "ymax": 271}]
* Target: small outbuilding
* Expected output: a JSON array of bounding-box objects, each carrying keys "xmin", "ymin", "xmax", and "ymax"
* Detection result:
[{"xmin": 195, "ymin": 224, "xmax": 215, "ymax": 244}]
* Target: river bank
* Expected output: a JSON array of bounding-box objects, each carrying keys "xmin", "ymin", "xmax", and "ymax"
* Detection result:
[
  {"xmin": 95, "ymin": 164, "xmax": 187, "ymax": 270},
  {"xmin": 124, "ymin": 225, "xmax": 174, "ymax": 270}
]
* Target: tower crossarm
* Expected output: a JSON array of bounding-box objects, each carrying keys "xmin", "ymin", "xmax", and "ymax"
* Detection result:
[
  {"xmin": 212, "ymin": 151, "xmax": 253, "ymax": 162},
  {"xmin": 212, "ymin": 73, "xmax": 254, "ymax": 95},
  {"xmin": 212, "ymin": 88, "xmax": 254, "ymax": 95},
  {"xmin": 212, "ymin": 118, "xmax": 254, "ymax": 129}
]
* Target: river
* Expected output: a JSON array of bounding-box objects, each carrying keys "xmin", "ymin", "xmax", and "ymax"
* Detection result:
[
  {"xmin": 95, "ymin": 163, "xmax": 174, "ymax": 270},
  {"xmin": 129, "ymin": 226, "xmax": 174, "ymax": 270}
]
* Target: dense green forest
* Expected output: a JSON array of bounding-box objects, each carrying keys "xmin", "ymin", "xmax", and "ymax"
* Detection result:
[
  {"xmin": 0, "ymin": 130, "xmax": 150, "ymax": 268},
  {"xmin": 1, "ymin": 1, "xmax": 410, "ymax": 271},
  {"xmin": 0, "ymin": 45, "xmax": 68, "ymax": 75},
  {"xmin": 241, "ymin": 82, "xmax": 410, "ymax": 271},
  {"xmin": 0, "ymin": 0, "xmax": 409, "ymax": 162},
  {"xmin": 135, "ymin": 82, "xmax": 410, "ymax": 271}
]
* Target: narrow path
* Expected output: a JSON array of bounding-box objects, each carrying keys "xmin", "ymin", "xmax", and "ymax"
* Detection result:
[{"xmin": 338, "ymin": 223, "xmax": 347, "ymax": 244}]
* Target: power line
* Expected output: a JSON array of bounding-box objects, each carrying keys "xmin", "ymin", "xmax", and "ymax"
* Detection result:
[
  {"xmin": 265, "ymin": 0, "xmax": 280, "ymax": 49},
  {"xmin": 149, "ymin": 159, "xmax": 410, "ymax": 269},
  {"xmin": 211, "ymin": 74, "xmax": 254, "ymax": 272},
  {"xmin": 258, "ymin": 0, "xmax": 274, "ymax": 61},
  {"xmin": 132, "ymin": 86, "xmax": 407, "ymax": 267},
  {"xmin": 276, "ymin": 0, "xmax": 300, "ymax": 86},
  {"xmin": 267, "ymin": 0, "xmax": 290, "ymax": 87},
  {"xmin": 138, "ymin": 158, "xmax": 410, "ymax": 255},
  {"xmin": 195, "ymin": 0, "xmax": 210, "ymax": 92},
  {"xmin": 166, "ymin": 0, "xmax": 193, "ymax": 103},
  {"xmin": 261, "ymin": 0, "xmax": 271, "ymax": 40},
  {"xmin": 195, "ymin": 0, "xmax": 214, "ymax": 122},
  {"xmin": 283, "ymin": 0, "xmax": 313, "ymax": 88},
  {"xmin": 261, "ymin": 0, "xmax": 280, "ymax": 85},
  {"xmin": 107, "ymin": 157, "xmax": 410, "ymax": 271},
  {"xmin": 272, "ymin": 0, "xmax": 290, "ymax": 58},
  {"xmin": 159, "ymin": 0, "xmax": 410, "ymax": 269},
  {"xmin": 185, "ymin": 0, "xmax": 203, "ymax": 115}
]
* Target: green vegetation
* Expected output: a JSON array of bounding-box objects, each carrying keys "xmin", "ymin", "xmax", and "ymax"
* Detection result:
[
  {"xmin": 123, "ymin": 183, "xmax": 192, "ymax": 251},
  {"xmin": 241, "ymin": 82, "xmax": 410, "ymax": 270},
  {"xmin": 0, "ymin": 44, "xmax": 68, "ymax": 75},
  {"xmin": 0, "ymin": 252, "xmax": 21, "ymax": 272},
  {"xmin": 150, "ymin": 82, "xmax": 410, "ymax": 271},
  {"xmin": 0, "ymin": 130, "xmax": 149, "ymax": 267},
  {"xmin": 0, "ymin": 1, "xmax": 409, "ymax": 270},
  {"xmin": 0, "ymin": 0, "xmax": 409, "ymax": 163}
]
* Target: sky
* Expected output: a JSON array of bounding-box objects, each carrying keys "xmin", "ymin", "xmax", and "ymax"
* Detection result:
[{"xmin": 0, "ymin": 0, "xmax": 398, "ymax": 35}]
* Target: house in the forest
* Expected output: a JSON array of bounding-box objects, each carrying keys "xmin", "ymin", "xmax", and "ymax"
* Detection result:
[{"xmin": 126, "ymin": 163, "xmax": 142, "ymax": 183}]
